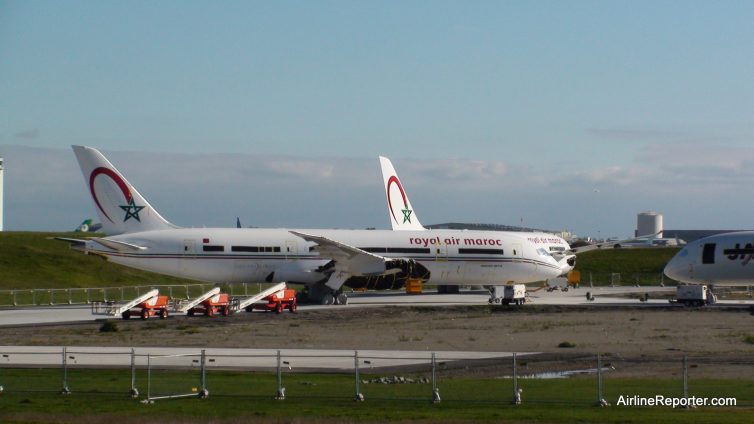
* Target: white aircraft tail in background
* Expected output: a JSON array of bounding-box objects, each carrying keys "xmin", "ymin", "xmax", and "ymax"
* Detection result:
[
  {"xmin": 72, "ymin": 145, "xmax": 176, "ymax": 235},
  {"xmin": 379, "ymin": 156, "xmax": 425, "ymax": 231}
]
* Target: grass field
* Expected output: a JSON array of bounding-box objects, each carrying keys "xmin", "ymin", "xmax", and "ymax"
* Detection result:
[
  {"xmin": 0, "ymin": 232, "xmax": 192, "ymax": 290},
  {"xmin": 573, "ymin": 247, "xmax": 680, "ymax": 285},
  {"xmin": 0, "ymin": 369, "xmax": 751, "ymax": 423}
]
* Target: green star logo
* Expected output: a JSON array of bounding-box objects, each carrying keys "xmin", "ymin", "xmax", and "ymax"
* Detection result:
[
  {"xmin": 401, "ymin": 208, "xmax": 413, "ymax": 224},
  {"xmin": 120, "ymin": 198, "xmax": 145, "ymax": 222}
]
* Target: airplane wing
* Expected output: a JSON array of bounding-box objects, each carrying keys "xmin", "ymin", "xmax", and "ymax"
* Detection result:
[
  {"xmin": 289, "ymin": 231, "xmax": 387, "ymax": 276},
  {"xmin": 567, "ymin": 243, "xmax": 608, "ymax": 255}
]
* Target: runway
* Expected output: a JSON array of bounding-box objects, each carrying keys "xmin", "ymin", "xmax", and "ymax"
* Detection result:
[
  {"xmin": 0, "ymin": 345, "xmax": 529, "ymax": 370},
  {"xmin": 1, "ymin": 286, "xmax": 752, "ymax": 327}
]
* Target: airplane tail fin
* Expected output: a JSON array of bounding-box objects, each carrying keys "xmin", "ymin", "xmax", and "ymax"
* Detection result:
[
  {"xmin": 72, "ymin": 146, "xmax": 177, "ymax": 235},
  {"xmin": 379, "ymin": 156, "xmax": 425, "ymax": 231}
]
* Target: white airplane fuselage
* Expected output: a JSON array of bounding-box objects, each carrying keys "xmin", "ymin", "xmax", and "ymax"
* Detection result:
[
  {"xmin": 664, "ymin": 231, "xmax": 754, "ymax": 285},
  {"xmin": 81, "ymin": 227, "xmax": 564, "ymax": 287}
]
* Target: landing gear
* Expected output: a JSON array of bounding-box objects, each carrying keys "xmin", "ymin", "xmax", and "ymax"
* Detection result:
[
  {"xmin": 302, "ymin": 284, "xmax": 347, "ymax": 306},
  {"xmin": 321, "ymin": 293, "xmax": 334, "ymax": 305}
]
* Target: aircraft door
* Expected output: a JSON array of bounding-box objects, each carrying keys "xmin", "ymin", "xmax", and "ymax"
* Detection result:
[
  {"xmin": 433, "ymin": 243, "xmax": 454, "ymax": 282},
  {"xmin": 285, "ymin": 240, "xmax": 298, "ymax": 259},
  {"xmin": 181, "ymin": 239, "xmax": 197, "ymax": 276}
]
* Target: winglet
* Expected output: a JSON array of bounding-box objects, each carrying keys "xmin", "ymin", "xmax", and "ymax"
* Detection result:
[{"xmin": 379, "ymin": 156, "xmax": 425, "ymax": 231}]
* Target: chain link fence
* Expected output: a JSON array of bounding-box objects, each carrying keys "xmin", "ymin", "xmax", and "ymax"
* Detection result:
[{"xmin": 0, "ymin": 348, "xmax": 751, "ymax": 407}]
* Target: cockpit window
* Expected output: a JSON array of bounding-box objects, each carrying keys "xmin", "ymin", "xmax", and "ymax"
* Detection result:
[
  {"xmin": 537, "ymin": 248, "xmax": 551, "ymax": 257},
  {"xmin": 702, "ymin": 243, "xmax": 716, "ymax": 264}
]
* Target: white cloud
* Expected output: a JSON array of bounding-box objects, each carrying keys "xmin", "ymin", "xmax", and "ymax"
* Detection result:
[{"xmin": 3, "ymin": 144, "xmax": 754, "ymax": 236}]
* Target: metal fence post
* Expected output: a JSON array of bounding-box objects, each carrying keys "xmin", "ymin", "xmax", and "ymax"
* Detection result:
[
  {"xmin": 512, "ymin": 353, "xmax": 521, "ymax": 404},
  {"xmin": 431, "ymin": 352, "xmax": 440, "ymax": 403},
  {"xmin": 199, "ymin": 349, "xmax": 208, "ymax": 398},
  {"xmin": 60, "ymin": 347, "xmax": 70, "ymax": 394},
  {"xmin": 683, "ymin": 354, "xmax": 688, "ymax": 400},
  {"xmin": 130, "ymin": 348, "xmax": 139, "ymax": 397},
  {"xmin": 596, "ymin": 353, "xmax": 607, "ymax": 406},
  {"xmin": 354, "ymin": 350, "xmax": 364, "ymax": 401},
  {"xmin": 275, "ymin": 350, "xmax": 285, "ymax": 400},
  {"xmin": 146, "ymin": 353, "xmax": 152, "ymax": 402}
]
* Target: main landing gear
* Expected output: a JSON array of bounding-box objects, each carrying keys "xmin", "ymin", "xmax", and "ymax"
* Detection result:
[{"xmin": 298, "ymin": 284, "xmax": 348, "ymax": 305}]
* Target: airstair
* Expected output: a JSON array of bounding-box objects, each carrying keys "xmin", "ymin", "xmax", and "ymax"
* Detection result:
[{"xmin": 234, "ymin": 282, "xmax": 287, "ymax": 311}]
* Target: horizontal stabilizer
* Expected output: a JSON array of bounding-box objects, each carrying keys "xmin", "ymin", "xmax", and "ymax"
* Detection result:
[
  {"xmin": 53, "ymin": 237, "xmax": 89, "ymax": 248},
  {"xmin": 92, "ymin": 238, "xmax": 148, "ymax": 252}
]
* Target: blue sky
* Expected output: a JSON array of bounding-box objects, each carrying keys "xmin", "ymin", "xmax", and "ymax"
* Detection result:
[{"xmin": 1, "ymin": 1, "xmax": 753, "ymax": 236}]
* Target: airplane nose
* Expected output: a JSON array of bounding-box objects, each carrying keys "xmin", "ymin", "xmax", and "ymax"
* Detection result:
[
  {"xmin": 663, "ymin": 260, "xmax": 680, "ymax": 281},
  {"xmin": 664, "ymin": 253, "xmax": 689, "ymax": 282}
]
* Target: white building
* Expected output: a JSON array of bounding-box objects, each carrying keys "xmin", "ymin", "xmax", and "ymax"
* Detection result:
[{"xmin": 636, "ymin": 211, "xmax": 662, "ymax": 238}]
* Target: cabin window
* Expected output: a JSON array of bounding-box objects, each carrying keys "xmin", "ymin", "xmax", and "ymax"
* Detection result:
[
  {"xmin": 202, "ymin": 245, "xmax": 224, "ymax": 252},
  {"xmin": 702, "ymin": 243, "xmax": 716, "ymax": 264},
  {"xmin": 231, "ymin": 246, "xmax": 282, "ymax": 253},
  {"xmin": 386, "ymin": 247, "xmax": 431, "ymax": 254},
  {"xmin": 232, "ymin": 246, "xmax": 259, "ymax": 252},
  {"xmin": 459, "ymin": 248, "xmax": 505, "ymax": 255}
]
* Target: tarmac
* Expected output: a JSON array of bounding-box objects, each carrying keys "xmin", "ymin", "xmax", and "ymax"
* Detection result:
[{"xmin": 1, "ymin": 285, "xmax": 752, "ymax": 327}]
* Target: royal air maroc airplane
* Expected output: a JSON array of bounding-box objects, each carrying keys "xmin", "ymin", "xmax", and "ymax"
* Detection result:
[
  {"xmin": 378, "ymin": 156, "xmax": 576, "ymax": 276},
  {"xmin": 61, "ymin": 146, "xmax": 566, "ymax": 305},
  {"xmin": 664, "ymin": 231, "xmax": 754, "ymax": 285}
]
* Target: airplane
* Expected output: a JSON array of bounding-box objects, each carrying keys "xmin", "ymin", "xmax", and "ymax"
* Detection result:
[
  {"xmin": 74, "ymin": 219, "xmax": 102, "ymax": 233},
  {"xmin": 664, "ymin": 231, "xmax": 754, "ymax": 285},
  {"xmin": 378, "ymin": 156, "xmax": 576, "ymax": 276},
  {"xmin": 60, "ymin": 146, "xmax": 566, "ymax": 305}
]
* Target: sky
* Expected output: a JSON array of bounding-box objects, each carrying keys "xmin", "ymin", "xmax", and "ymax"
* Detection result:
[{"xmin": 1, "ymin": 1, "xmax": 753, "ymax": 237}]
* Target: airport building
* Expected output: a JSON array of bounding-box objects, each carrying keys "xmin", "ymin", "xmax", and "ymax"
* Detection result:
[{"xmin": 636, "ymin": 211, "xmax": 662, "ymax": 238}]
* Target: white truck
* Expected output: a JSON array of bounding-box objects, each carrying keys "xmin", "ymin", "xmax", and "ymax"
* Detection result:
[
  {"xmin": 489, "ymin": 284, "xmax": 527, "ymax": 306},
  {"xmin": 675, "ymin": 284, "xmax": 716, "ymax": 307}
]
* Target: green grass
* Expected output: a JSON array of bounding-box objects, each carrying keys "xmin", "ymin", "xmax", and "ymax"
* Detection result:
[
  {"xmin": 574, "ymin": 247, "xmax": 680, "ymax": 285},
  {"xmin": 0, "ymin": 369, "xmax": 751, "ymax": 423},
  {"xmin": 0, "ymin": 232, "xmax": 192, "ymax": 290}
]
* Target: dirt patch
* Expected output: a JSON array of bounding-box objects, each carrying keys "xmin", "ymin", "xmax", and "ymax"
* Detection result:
[{"xmin": 2, "ymin": 305, "xmax": 753, "ymax": 377}]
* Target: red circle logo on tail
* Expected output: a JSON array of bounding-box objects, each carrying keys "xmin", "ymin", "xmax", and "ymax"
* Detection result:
[
  {"xmin": 386, "ymin": 176, "xmax": 412, "ymax": 224},
  {"xmin": 89, "ymin": 167, "xmax": 133, "ymax": 223}
]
